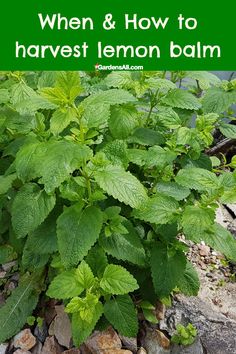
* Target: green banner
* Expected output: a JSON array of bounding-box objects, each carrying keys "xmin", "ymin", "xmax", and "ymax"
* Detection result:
[{"xmin": 0, "ymin": 0, "xmax": 235, "ymax": 70}]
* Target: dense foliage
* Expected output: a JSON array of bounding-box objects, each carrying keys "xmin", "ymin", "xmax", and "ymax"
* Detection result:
[{"xmin": 0, "ymin": 70, "xmax": 236, "ymax": 345}]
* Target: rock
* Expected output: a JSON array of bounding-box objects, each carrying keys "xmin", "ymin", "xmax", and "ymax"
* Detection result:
[
  {"xmin": 198, "ymin": 244, "xmax": 210, "ymax": 257},
  {"xmin": 0, "ymin": 271, "xmax": 7, "ymax": 279},
  {"xmin": 34, "ymin": 321, "xmax": 48, "ymax": 343},
  {"xmin": 120, "ymin": 336, "xmax": 137, "ymax": 352},
  {"xmin": 156, "ymin": 301, "xmax": 166, "ymax": 320},
  {"xmin": 62, "ymin": 350, "xmax": 81, "ymax": 354},
  {"xmin": 137, "ymin": 348, "xmax": 147, "ymax": 354},
  {"xmin": 160, "ymin": 294, "xmax": 236, "ymax": 354},
  {"xmin": 13, "ymin": 350, "xmax": 32, "ymax": 354},
  {"xmin": 2, "ymin": 261, "xmax": 17, "ymax": 271},
  {"xmin": 0, "ymin": 343, "xmax": 9, "ymax": 354},
  {"xmin": 170, "ymin": 337, "xmax": 204, "ymax": 354},
  {"xmin": 31, "ymin": 342, "xmax": 43, "ymax": 354},
  {"xmin": 49, "ymin": 305, "xmax": 72, "ymax": 348},
  {"xmin": 13, "ymin": 329, "xmax": 36, "ymax": 350},
  {"xmin": 142, "ymin": 328, "xmax": 170, "ymax": 354},
  {"xmin": 85, "ymin": 327, "xmax": 122, "ymax": 353},
  {"xmin": 41, "ymin": 336, "xmax": 63, "ymax": 354},
  {"xmin": 103, "ymin": 350, "xmax": 132, "ymax": 354}
]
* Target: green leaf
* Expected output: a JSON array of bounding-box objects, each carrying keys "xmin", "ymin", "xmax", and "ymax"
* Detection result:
[
  {"xmin": 16, "ymin": 140, "xmax": 92, "ymax": 193},
  {"xmin": 177, "ymin": 261, "xmax": 200, "ymax": 296},
  {"xmin": 202, "ymin": 224, "xmax": 236, "ymax": 261},
  {"xmin": 145, "ymin": 146, "xmax": 177, "ymax": 169},
  {"xmin": 102, "ymin": 140, "xmax": 129, "ymax": 168},
  {"xmin": 47, "ymin": 270, "xmax": 83, "ymax": 299},
  {"xmin": 151, "ymin": 243, "xmax": 187, "ymax": 298},
  {"xmin": 202, "ymin": 87, "xmax": 236, "ymax": 113},
  {"xmin": 104, "ymin": 71, "xmax": 133, "ymax": 88},
  {"xmin": 76, "ymin": 261, "xmax": 95, "ymax": 289},
  {"xmin": 15, "ymin": 95, "xmax": 57, "ymax": 115},
  {"xmin": 182, "ymin": 205, "xmax": 215, "ymax": 242},
  {"xmin": 100, "ymin": 220, "xmax": 146, "ymax": 266},
  {"xmin": 104, "ymin": 295, "xmax": 138, "ymax": 337},
  {"xmin": 0, "ymin": 173, "xmax": 16, "ymax": 195},
  {"xmin": 133, "ymin": 194, "xmax": 179, "ymax": 225},
  {"xmin": 83, "ymin": 103, "xmax": 110, "ymax": 129},
  {"xmin": 12, "ymin": 183, "xmax": 56, "ymax": 238},
  {"xmin": 72, "ymin": 301, "xmax": 103, "ymax": 346},
  {"xmin": 156, "ymin": 107, "xmax": 182, "ymax": 129},
  {"xmin": 147, "ymin": 78, "xmax": 176, "ymax": 91},
  {"xmin": 109, "ymin": 105, "xmax": 138, "ymax": 139},
  {"xmin": 100, "ymin": 264, "xmax": 139, "ymax": 295},
  {"xmin": 56, "ymin": 71, "xmax": 82, "ymax": 101},
  {"xmin": 176, "ymin": 167, "xmax": 220, "ymax": 192},
  {"xmin": 219, "ymin": 123, "xmax": 236, "ymax": 139},
  {"xmin": 94, "ymin": 165, "xmax": 148, "ymax": 209},
  {"xmin": 83, "ymin": 89, "xmax": 136, "ymax": 106},
  {"xmin": 130, "ymin": 127, "xmax": 165, "ymax": 146},
  {"xmin": 0, "ymin": 89, "xmax": 10, "ymax": 104},
  {"xmin": 127, "ymin": 149, "xmax": 148, "ymax": 166},
  {"xmin": 22, "ymin": 209, "xmax": 58, "ymax": 269},
  {"xmin": 0, "ymin": 273, "xmax": 41, "ymax": 342},
  {"xmin": 162, "ymin": 89, "xmax": 201, "ymax": 110},
  {"xmin": 50, "ymin": 107, "xmax": 77, "ymax": 135},
  {"xmin": 156, "ymin": 182, "xmax": 190, "ymax": 201},
  {"xmin": 0, "ymin": 245, "xmax": 17, "ymax": 264},
  {"xmin": 85, "ymin": 245, "xmax": 108, "ymax": 278},
  {"xmin": 185, "ymin": 71, "xmax": 220, "ymax": 90},
  {"xmin": 57, "ymin": 204, "xmax": 103, "ymax": 268},
  {"xmin": 11, "ymin": 81, "xmax": 36, "ymax": 106}
]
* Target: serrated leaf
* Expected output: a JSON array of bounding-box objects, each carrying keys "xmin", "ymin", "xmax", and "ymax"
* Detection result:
[
  {"xmin": 47, "ymin": 270, "xmax": 83, "ymax": 299},
  {"xmin": 202, "ymin": 87, "xmax": 236, "ymax": 113},
  {"xmin": 104, "ymin": 71, "xmax": 133, "ymax": 88},
  {"xmin": 0, "ymin": 173, "xmax": 16, "ymax": 195},
  {"xmin": 50, "ymin": 107, "xmax": 77, "ymax": 135},
  {"xmin": 16, "ymin": 139, "xmax": 92, "ymax": 193},
  {"xmin": 102, "ymin": 140, "xmax": 129, "ymax": 168},
  {"xmin": 22, "ymin": 208, "xmax": 58, "ymax": 269},
  {"xmin": 72, "ymin": 301, "xmax": 103, "ymax": 346},
  {"xmin": 201, "ymin": 224, "xmax": 236, "ymax": 261},
  {"xmin": 156, "ymin": 107, "xmax": 181, "ymax": 129},
  {"xmin": 130, "ymin": 127, "xmax": 165, "ymax": 146},
  {"xmin": 0, "ymin": 245, "xmax": 17, "ymax": 264},
  {"xmin": 15, "ymin": 95, "xmax": 57, "ymax": 115},
  {"xmin": 176, "ymin": 167, "xmax": 220, "ymax": 192},
  {"xmin": 182, "ymin": 205, "xmax": 215, "ymax": 242},
  {"xmin": 100, "ymin": 220, "xmax": 146, "ymax": 266},
  {"xmin": 56, "ymin": 71, "xmax": 82, "ymax": 101},
  {"xmin": 83, "ymin": 103, "xmax": 110, "ymax": 128},
  {"xmin": 145, "ymin": 146, "xmax": 177, "ymax": 169},
  {"xmin": 133, "ymin": 194, "xmax": 179, "ymax": 225},
  {"xmin": 127, "ymin": 149, "xmax": 148, "ymax": 166},
  {"xmin": 94, "ymin": 165, "xmax": 148, "ymax": 209},
  {"xmin": 162, "ymin": 89, "xmax": 201, "ymax": 110},
  {"xmin": 147, "ymin": 78, "xmax": 176, "ymax": 91},
  {"xmin": 57, "ymin": 204, "xmax": 103, "ymax": 268},
  {"xmin": 156, "ymin": 182, "xmax": 190, "ymax": 201},
  {"xmin": 0, "ymin": 273, "xmax": 41, "ymax": 342},
  {"xmin": 151, "ymin": 242, "xmax": 187, "ymax": 298},
  {"xmin": 11, "ymin": 81, "xmax": 36, "ymax": 106},
  {"xmin": 85, "ymin": 245, "xmax": 108, "ymax": 278},
  {"xmin": 0, "ymin": 89, "xmax": 9, "ymax": 104},
  {"xmin": 219, "ymin": 123, "xmax": 236, "ymax": 139},
  {"xmin": 109, "ymin": 105, "xmax": 138, "ymax": 139},
  {"xmin": 177, "ymin": 261, "xmax": 200, "ymax": 296},
  {"xmin": 185, "ymin": 71, "xmax": 220, "ymax": 90},
  {"xmin": 83, "ymin": 89, "xmax": 136, "ymax": 106},
  {"xmin": 76, "ymin": 261, "xmax": 95, "ymax": 289},
  {"xmin": 100, "ymin": 264, "xmax": 139, "ymax": 295},
  {"xmin": 104, "ymin": 295, "xmax": 138, "ymax": 337},
  {"xmin": 12, "ymin": 183, "xmax": 56, "ymax": 238}
]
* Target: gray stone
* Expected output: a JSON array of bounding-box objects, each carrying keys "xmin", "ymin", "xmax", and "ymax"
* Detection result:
[
  {"xmin": 170, "ymin": 338, "xmax": 204, "ymax": 354},
  {"xmin": 0, "ymin": 343, "xmax": 8, "ymax": 354},
  {"xmin": 160, "ymin": 295, "xmax": 236, "ymax": 354},
  {"xmin": 120, "ymin": 336, "xmax": 137, "ymax": 352},
  {"xmin": 142, "ymin": 328, "xmax": 170, "ymax": 354},
  {"xmin": 49, "ymin": 305, "xmax": 72, "ymax": 349}
]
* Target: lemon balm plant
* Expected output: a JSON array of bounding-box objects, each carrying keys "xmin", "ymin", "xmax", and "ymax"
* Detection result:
[{"xmin": 0, "ymin": 70, "xmax": 236, "ymax": 345}]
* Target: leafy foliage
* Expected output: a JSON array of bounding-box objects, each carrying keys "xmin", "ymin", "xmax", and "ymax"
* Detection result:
[{"xmin": 0, "ymin": 70, "xmax": 236, "ymax": 345}]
